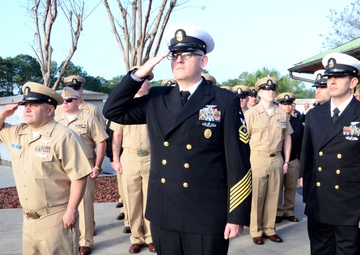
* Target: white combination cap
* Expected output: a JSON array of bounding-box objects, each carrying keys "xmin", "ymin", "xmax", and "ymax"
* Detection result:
[{"xmin": 165, "ymin": 23, "xmax": 215, "ymax": 54}]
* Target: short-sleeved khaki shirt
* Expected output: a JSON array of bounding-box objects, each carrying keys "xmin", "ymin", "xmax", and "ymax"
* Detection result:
[
  {"xmin": 56, "ymin": 110, "xmax": 108, "ymax": 162},
  {"xmin": 0, "ymin": 119, "xmax": 92, "ymax": 212},
  {"xmin": 79, "ymin": 100, "xmax": 106, "ymax": 129},
  {"xmin": 55, "ymin": 100, "xmax": 106, "ymax": 129},
  {"xmin": 110, "ymin": 122, "xmax": 150, "ymax": 150},
  {"xmin": 245, "ymin": 103, "xmax": 293, "ymax": 153}
]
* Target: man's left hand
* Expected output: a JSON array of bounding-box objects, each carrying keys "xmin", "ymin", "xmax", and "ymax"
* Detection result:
[{"xmin": 224, "ymin": 223, "xmax": 243, "ymax": 239}]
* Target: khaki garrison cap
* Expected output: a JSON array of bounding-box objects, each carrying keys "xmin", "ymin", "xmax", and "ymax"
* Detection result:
[
  {"xmin": 255, "ymin": 77, "xmax": 278, "ymax": 91},
  {"xmin": 18, "ymin": 82, "xmax": 63, "ymax": 107},
  {"xmin": 165, "ymin": 23, "xmax": 215, "ymax": 54},
  {"xmin": 276, "ymin": 92, "xmax": 296, "ymax": 105},
  {"xmin": 232, "ymin": 85, "xmax": 251, "ymax": 98},
  {"xmin": 62, "ymin": 87, "xmax": 80, "ymax": 98},
  {"xmin": 202, "ymin": 73, "xmax": 217, "ymax": 85},
  {"xmin": 130, "ymin": 65, "xmax": 154, "ymax": 81}
]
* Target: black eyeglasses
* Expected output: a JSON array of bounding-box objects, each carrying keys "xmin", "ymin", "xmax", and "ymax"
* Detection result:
[
  {"xmin": 64, "ymin": 98, "xmax": 78, "ymax": 103},
  {"xmin": 167, "ymin": 52, "xmax": 203, "ymax": 60}
]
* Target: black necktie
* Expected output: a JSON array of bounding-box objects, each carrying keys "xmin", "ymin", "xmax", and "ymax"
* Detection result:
[
  {"xmin": 332, "ymin": 107, "xmax": 340, "ymax": 124},
  {"xmin": 180, "ymin": 91, "xmax": 190, "ymax": 106}
]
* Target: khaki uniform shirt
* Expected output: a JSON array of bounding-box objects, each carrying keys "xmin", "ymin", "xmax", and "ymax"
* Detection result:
[
  {"xmin": 79, "ymin": 100, "xmax": 106, "ymax": 129},
  {"xmin": 56, "ymin": 110, "xmax": 108, "ymax": 163},
  {"xmin": 110, "ymin": 122, "xmax": 150, "ymax": 150},
  {"xmin": 55, "ymin": 100, "xmax": 106, "ymax": 129},
  {"xmin": 0, "ymin": 119, "xmax": 92, "ymax": 212},
  {"xmin": 245, "ymin": 103, "xmax": 293, "ymax": 153}
]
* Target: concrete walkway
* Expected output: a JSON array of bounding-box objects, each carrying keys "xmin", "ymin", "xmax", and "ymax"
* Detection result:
[{"xmin": 0, "ymin": 165, "xmax": 310, "ymax": 255}]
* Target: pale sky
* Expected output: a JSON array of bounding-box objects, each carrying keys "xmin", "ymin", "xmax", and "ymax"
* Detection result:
[{"xmin": 0, "ymin": 0, "xmax": 355, "ymax": 85}]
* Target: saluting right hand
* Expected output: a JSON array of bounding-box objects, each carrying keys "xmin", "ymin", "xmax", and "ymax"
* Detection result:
[
  {"xmin": 133, "ymin": 50, "xmax": 170, "ymax": 79},
  {"xmin": 0, "ymin": 104, "xmax": 19, "ymax": 119}
]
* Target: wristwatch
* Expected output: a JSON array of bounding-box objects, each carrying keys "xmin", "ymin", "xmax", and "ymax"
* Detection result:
[
  {"xmin": 94, "ymin": 166, "xmax": 103, "ymax": 174},
  {"xmin": 284, "ymin": 161, "xmax": 290, "ymax": 165}
]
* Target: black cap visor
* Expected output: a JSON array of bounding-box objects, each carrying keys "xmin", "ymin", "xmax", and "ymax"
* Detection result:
[
  {"xmin": 278, "ymin": 99, "xmax": 294, "ymax": 105},
  {"xmin": 259, "ymin": 84, "xmax": 277, "ymax": 91},
  {"xmin": 323, "ymin": 68, "xmax": 358, "ymax": 77}
]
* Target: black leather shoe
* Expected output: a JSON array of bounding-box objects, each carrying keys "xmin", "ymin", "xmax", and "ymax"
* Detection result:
[
  {"xmin": 79, "ymin": 246, "xmax": 91, "ymax": 255},
  {"xmin": 115, "ymin": 202, "xmax": 123, "ymax": 208},
  {"xmin": 123, "ymin": 226, "xmax": 131, "ymax": 234},
  {"xmin": 275, "ymin": 216, "xmax": 283, "ymax": 223},
  {"xmin": 116, "ymin": 212, "xmax": 125, "ymax": 220},
  {"xmin": 284, "ymin": 215, "xmax": 299, "ymax": 222}
]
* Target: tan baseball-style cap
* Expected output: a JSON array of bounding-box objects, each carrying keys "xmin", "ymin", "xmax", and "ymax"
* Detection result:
[{"xmin": 18, "ymin": 82, "xmax": 63, "ymax": 106}]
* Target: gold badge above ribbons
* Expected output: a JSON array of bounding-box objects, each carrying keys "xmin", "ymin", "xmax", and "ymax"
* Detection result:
[{"xmin": 204, "ymin": 129, "xmax": 212, "ymax": 139}]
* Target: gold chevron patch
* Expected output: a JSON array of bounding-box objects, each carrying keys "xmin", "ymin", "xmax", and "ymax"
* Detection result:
[
  {"xmin": 239, "ymin": 125, "xmax": 249, "ymax": 144},
  {"xmin": 229, "ymin": 169, "xmax": 252, "ymax": 213}
]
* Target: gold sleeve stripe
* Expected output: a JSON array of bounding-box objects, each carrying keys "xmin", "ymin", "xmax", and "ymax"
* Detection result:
[
  {"xmin": 229, "ymin": 169, "xmax": 252, "ymax": 213},
  {"xmin": 239, "ymin": 125, "xmax": 249, "ymax": 144}
]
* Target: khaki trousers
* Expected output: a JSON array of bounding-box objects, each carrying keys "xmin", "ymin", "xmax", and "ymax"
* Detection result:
[
  {"xmin": 249, "ymin": 153, "xmax": 282, "ymax": 237},
  {"xmin": 117, "ymin": 171, "xmax": 130, "ymax": 227},
  {"xmin": 78, "ymin": 175, "xmax": 95, "ymax": 247},
  {"xmin": 121, "ymin": 150, "xmax": 152, "ymax": 245},
  {"xmin": 22, "ymin": 206, "xmax": 79, "ymax": 254},
  {"xmin": 277, "ymin": 158, "xmax": 300, "ymax": 217}
]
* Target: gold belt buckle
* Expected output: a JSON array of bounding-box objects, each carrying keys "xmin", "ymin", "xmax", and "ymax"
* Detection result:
[
  {"xmin": 137, "ymin": 150, "xmax": 149, "ymax": 157},
  {"xmin": 269, "ymin": 153, "xmax": 275, "ymax": 157},
  {"xmin": 26, "ymin": 212, "xmax": 40, "ymax": 219}
]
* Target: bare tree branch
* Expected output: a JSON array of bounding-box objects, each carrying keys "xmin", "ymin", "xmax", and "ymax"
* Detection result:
[
  {"xmin": 103, "ymin": 0, "xmax": 193, "ymax": 71},
  {"xmin": 28, "ymin": 0, "xmax": 94, "ymax": 89}
]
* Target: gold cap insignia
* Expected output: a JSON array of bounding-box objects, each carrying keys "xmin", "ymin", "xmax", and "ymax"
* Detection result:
[
  {"xmin": 316, "ymin": 73, "xmax": 322, "ymax": 81},
  {"xmin": 267, "ymin": 79, "xmax": 273, "ymax": 86},
  {"xmin": 328, "ymin": 58, "xmax": 335, "ymax": 68},
  {"xmin": 175, "ymin": 29, "xmax": 184, "ymax": 42},
  {"xmin": 237, "ymin": 88, "xmax": 243, "ymax": 94},
  {"xmin": 284, "ymin": 94, "xmax": 289, "ymax": 100},
  {"xmin": 24, "ymin": 87, "xmax": 30, "ymax": 96},
  {"xmin": 72, "ymin": 78, "xmax": 78, "ymax": 84}
]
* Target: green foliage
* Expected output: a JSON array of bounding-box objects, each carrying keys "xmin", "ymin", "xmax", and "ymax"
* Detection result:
[
  {"xmin": 219, "ymin": 67, "xmax": 312, "ymax": 99},
  {"xmin": 0, "ymin": 54, "xmax": 42, "ymax": 96},
  {"xmin": 0, "ymin": 56, "xmax": 314, "ymax": 99}
]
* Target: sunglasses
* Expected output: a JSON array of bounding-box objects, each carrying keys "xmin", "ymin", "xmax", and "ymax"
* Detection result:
[
  {"xmin": 64, "ymin": 98, "xmax": 78, "ymax": 103},
  {"xmin": 68, "ymin": 85, "xmax": 82, "ymax": 91}
]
